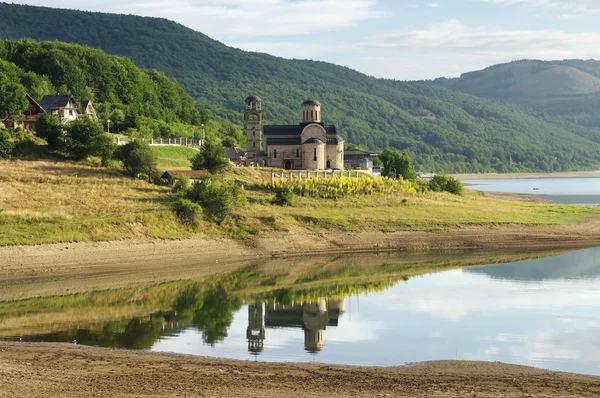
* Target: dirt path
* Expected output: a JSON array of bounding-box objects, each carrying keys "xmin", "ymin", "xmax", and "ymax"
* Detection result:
[
  {"xmin": 1, "ymin": 221, "xmax": 600, "ymax": 300},
  {"xmin": 0, "ymin": 342, "xmax": 598, "ymax": 398}
]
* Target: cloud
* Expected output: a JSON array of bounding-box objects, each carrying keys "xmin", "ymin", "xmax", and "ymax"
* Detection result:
[
  {"xmin": 16, "ymin": 0, "xmax": 382, "ymax": 38},
  {"xmin": 487, "ymin": 0, "xmax": 600, "ymax": 18},
  {"xmin": 360, "ymin": 20, "xmax": 600, "ymax": 62}
]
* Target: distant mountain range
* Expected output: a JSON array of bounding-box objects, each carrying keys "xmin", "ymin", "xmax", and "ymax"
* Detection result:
[
  {"xmin": 423, "ymin": 59, "xmax": 600, "ymax": 129},
  {"xmin": 1, "ymin": 2, "xmax": 600, "ymax": 173}
]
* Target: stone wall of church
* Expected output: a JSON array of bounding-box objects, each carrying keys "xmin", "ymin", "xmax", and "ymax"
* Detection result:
[
  {"xmin": 302, "ymin": 143, "xmax": 325, "ymax": 170},
  {"xmin": 326, "ymin": 143, "xmax": 344, "ymax": 170},
  {"xmin": 301, "ymin": 124, "xmax": 327, "ymax": 141},
  {"xmin": 267, "ymin": 145, "xmax": 303, "ymax": 169}
]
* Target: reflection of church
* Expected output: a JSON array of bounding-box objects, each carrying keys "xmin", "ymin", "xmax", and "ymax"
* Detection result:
[{"xmin": 245, "ymin": 298, "xmax": 346, "ymax": 354}]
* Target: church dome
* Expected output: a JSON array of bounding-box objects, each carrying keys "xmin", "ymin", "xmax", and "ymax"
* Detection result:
[
  {"xmin": 302, "ymin": 99, "xmax": 321, "ymax": 106},
  {"xmin": 245, "ymin": 95, "xmax": 262, "ymax": 103}
]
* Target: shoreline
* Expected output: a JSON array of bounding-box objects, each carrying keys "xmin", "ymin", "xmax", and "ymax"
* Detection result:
[
  {"xmin": 1, "ymin": 221, "xmax": 600, "ymax": 300},
  {"xmin": 1, "ymin": 342, "xmax": 599, "ymax": 397},
  {"xmin": 456, "ymin": 170, "xmax": 600, "ymax": 180}
]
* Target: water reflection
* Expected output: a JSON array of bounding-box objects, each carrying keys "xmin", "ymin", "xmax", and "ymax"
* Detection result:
[{"xmin": 3, "ymin": 248, "xmax": 600, "ymax": 375}]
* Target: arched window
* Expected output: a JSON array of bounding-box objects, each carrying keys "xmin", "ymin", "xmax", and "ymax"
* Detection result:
[
  {"xmin": 315, "ymin": 111, "xmax": 318, "ymax": 120},
  {"xmin": 311, "ymin": 110, "xmax": 314, "ymax": 120},
  {"xmin": 274, "ymin": 149, "xmax": 277, "ymax": 159},
  {"xmin": 296, "ymin": 149, "xmax": 300, "ymax": 158},
  {"xmin": 313, "ymin": 148, "xmax": 317, "ymax": 161}
]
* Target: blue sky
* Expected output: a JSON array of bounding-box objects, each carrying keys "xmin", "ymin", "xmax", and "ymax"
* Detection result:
[{"xmin": 13, "ymin": 0, "xmax": 600, "ymax": 79}]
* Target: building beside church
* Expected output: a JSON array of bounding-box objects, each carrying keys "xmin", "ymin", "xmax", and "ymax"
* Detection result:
[{"xmin": 244, "ymin": 95, "xmax": 344, "ymax": 170}]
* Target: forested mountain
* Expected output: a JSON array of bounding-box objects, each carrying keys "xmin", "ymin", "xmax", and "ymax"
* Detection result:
[
  {"xmin": 2, "ymin": 3, "xmax": 600, "ymax": 172},
  {"xmin": 424, "ymin": 59, "xmax": 600, "ymax": 130},
  {"xmin": 0, "ymin": 39, "xmax": 205, "ymax": 137}
]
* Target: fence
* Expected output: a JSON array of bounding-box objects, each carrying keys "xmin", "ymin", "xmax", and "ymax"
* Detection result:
[
  {"xmin": 270, "ymin": 169, "xmax": 370, "ymax": 184},
  {"xmin": 114, "ymin": 136, "xmax": 204, "ymax": 149}
]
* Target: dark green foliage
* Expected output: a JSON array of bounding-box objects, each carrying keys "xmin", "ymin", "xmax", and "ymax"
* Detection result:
[
  {"xmin": 191, "ymin": 140, "xmax": 230, "ymax": 173},
  {"xmin": 172, "ymin": 198, "xmax": 203, "ymax": 227},
  {"xmin": 429, "ymin": 174, "xmax": 464, "ymax": 195},
  {"xmin": 0, "ymin": 129, "xmax": 14, "ymax": 158},
  {"xmin": 190, "ymin": 286, "xmax": 242, "ymax": 346},
  {"xmin": 0, "ymin": 72, "xmax": 27, "ymax": 118},
  {"xmin": 379, "ymin": 149, "xmax": 416, "ymax": 180},
  {"xmin": 2, "ymin": 4, "xmax": 600, "ymax": 172},
  {"xmin": 65, "ymin": 118, "xmax": 115, "ymax": 163},
  {"xmin": 115, "ymin": 141, "xmax": 157, "ymax": 182},
  {"xmin": 186, "ymin": 176, "xmax": 245, "ymax": 225},
  {"xmin": 34, "ymin": 113, "xmax": 64, "ymax": 150},
  {"xmin": 272, "ymin": 186, "xmax": 295, "ymax": 207},
  {"xmin": 0, "ymin": 38, "xmax": 202, "ymax": 133}
]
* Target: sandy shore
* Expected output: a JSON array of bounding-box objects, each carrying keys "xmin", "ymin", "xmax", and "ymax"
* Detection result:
[
  {"xmin": 1, "ymin": 342, "xmax": 598, "ymax": 397},
  {"xmin": 457, "ymin": 170, "xmax": 600, "ymax": 180},
  {"xmin": 1, "ymin": 221, "xmax": 600, "ymax": 300}
]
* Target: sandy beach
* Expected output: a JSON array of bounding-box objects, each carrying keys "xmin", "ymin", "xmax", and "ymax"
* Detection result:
[{"xmin": 1, "ymin": 342, "xmax": 599, "ymax": 397}]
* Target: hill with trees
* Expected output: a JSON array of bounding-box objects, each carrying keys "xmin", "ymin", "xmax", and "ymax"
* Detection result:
[
  {"xmin": 423, "ymin": 59, "xmax": 600, "ymax": 130},
  {"xmin": 2, "ymin": 3, "xmax": 600, "ymax": 172}
]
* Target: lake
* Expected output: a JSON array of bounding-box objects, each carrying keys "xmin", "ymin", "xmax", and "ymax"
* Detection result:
[
  {"xmin": 4, "ymin": 248, "xmax": 600, "ymax": 376},
  {"xmin": 463, "ymin": 177, "xmax": 600, "ymax": 205}
]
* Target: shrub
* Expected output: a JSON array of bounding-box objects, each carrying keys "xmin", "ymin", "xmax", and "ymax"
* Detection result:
[
  {"xmin": 186, "ymin": 176, "xmax": 246, "ymax": 225},
  {"xmin": 65, "ymin": 117, "xmax": 116, "ymax": 164},
  {"xmin": 0, "ymin": 129, "xmax": 14, "ymax": 158},
  {"xmin": 172, "ymin": 175, "xmax": 191, "ymax": 193},
  {"xmin": 34, "ymin": 113, "xmax": 64, "ymax": 150},
  {"xmin": 173, "ymin": 198, "xmax": 203, "ymax": 227},
  {"xmin": 115, "ymin": 141, "xmax": 157, "ymax": 182},
  {"xmin": 272, "ymin": 186, "xmax": 295, "ymax": 206},
  {"xmin": 429, "ymin": 174, "xmax": 464, "ymax": 195}
]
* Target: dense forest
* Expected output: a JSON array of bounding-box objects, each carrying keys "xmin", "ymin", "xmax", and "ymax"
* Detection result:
[
  {"xmin": 1, "ymin": 3, "xmax": 600, "ymax": 172},
  {"xmin": 423, "ymin": 59, "xmax": 600, "ymax": 130},
  {"xmin": 0, "ymin": 39, "xmax": 206, "ymax": 137}
]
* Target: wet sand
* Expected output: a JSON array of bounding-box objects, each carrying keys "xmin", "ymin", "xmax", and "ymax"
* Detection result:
[
  {"xmin": 1, "ymin": 342, "xmax": 599, "ymax": 397},
  {"xmin": 2, "ymin": 221, "xmax": 600, "ymax": 301}
]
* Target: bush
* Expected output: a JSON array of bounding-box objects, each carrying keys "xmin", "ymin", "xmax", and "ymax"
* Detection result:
[
  {"xmin": 65, "ymin": 118, "xmax": 115, "ymax": 163},
  {"xmin": 186, "ymin": 176, "xmax": 245, "ymax": 225},
  {"xmin": 272, "ymin": 186, "xmax": 295, "ymax": 206},
  {"xmin": 0, "ymin": 129, "xmax": 14, "ymax": 158},
  {"xmin": 173, "ymin": 198, "xmax": 203, "ymax": 227},
  {"xmin": 172, "ymin": 175, "xmax": 191, "ymax": 193},
  {"xmin": 34, "ymin": 113, "xmax": 64, "ymax": 150},
  {"xmin": 115, "ymin": 141, "xmax": 157, "ymax": 182},
  {"xmin": 429, "ymin": 174, "xmax": 464, "ymax": 195}
]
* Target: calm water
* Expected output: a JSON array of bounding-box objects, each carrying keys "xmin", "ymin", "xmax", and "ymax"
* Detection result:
[
  {"xmin": 464, "ymin": 178, "xmax": 600, "ymax": 205},
  {"xmin": 6, "ymin": 248, "xmax": 600, "ymax": 376}
]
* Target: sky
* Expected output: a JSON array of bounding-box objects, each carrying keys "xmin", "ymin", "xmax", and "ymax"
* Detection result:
[{"xmin": 11, "ymin": 0, "xmax": 600, "ymax": 80}]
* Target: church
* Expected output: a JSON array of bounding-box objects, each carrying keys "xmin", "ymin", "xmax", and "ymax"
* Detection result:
[{"xmin": 244, "ymin": 95, "xmax": 344, "ymax": 170}]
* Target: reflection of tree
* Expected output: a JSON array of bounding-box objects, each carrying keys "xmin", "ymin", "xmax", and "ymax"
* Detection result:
[{"xmin": 191, "ymin": 285, "xmax": 242, "ymax": 346}]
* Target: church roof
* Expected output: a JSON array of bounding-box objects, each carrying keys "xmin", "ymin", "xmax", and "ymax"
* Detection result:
[
  {"xmin": 302, "ymin": 99, "xmax": 321, "ymax": 106},
  {"xmin": 303, "ymin": 138, "xmax": 325, "ymax": 145},
  {"xmin": 263, "ymin": 124, "xmax": 338, "ymax": 136},
  {"xmin": 245, "ymin": 95, "xmax": 262, "ymax": 103}
]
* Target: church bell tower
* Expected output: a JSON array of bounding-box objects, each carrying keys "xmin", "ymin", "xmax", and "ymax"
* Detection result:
[{"xmin": 244, "ymin": 95, "xmax": 263, "ymax": 161}]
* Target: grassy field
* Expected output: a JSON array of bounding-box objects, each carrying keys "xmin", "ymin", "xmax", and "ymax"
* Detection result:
[
  {"xmin": 1, "ymin": 159, "xmax": 599, "ymax": 246},
  {"xmin": 151, "ymin": 146, "xmax": 198, "ymax": 170}
]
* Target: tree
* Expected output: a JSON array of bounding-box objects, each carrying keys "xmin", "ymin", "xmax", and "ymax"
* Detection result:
[
  {"xmin": 109, "ymin": 109, "xmax": 125, "ymax": 132},
  {"xmin": 65, "ymin": 117, "xmax": 115, "ymax": 163},
  {"xmin": 115, "ymin": 141, "xmax": 157, "ymax": 182},
  {"xmin": 0, "ymin": 75, "xmax": 27, "ymax": 119},
  {"xmin": 35, "ymin": 113, "xmax": 65, "ymax": 150},
  {"xmin": 191, "ymin": 139, "xmax": 229, "ymax": 173},
  {"xmin": 379, "ymin": 149, "xmax": 417, "ymax": 180},
  {"xmin": 0, "ymin": 129, "xmax": 14, "ymax": 158}
]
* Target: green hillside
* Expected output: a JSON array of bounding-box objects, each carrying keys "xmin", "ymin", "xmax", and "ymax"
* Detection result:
[
  {"xmin": 2, "ymin": 3, "xmax": 600, "ymax": 172},
  {"xmin": 425, "ymin": 59, "xmax": 600, "ymax": 129}
]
